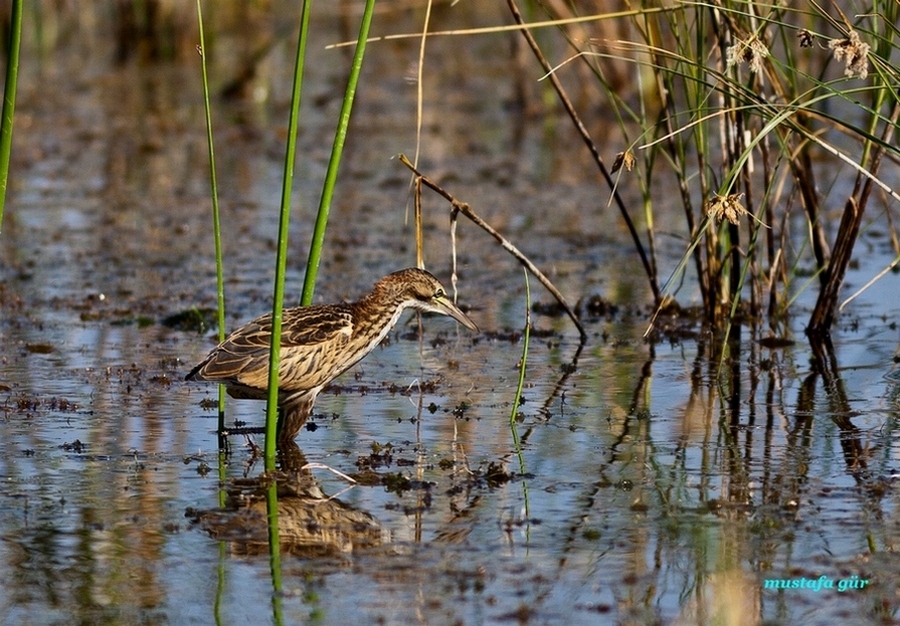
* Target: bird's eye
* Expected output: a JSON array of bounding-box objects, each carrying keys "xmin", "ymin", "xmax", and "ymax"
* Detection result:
[{"xmin": 434, "ymin": 289, "xmax": 445, "ymax": 299}]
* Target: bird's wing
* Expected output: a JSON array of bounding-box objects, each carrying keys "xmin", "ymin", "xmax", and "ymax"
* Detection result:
[
  {"xmin": 189, "ymin": 305, "xmax": 353, "ymax": 391},
  {"xmin": 280, "ymin": 305, "xmax": 353, "ymax": 347}
]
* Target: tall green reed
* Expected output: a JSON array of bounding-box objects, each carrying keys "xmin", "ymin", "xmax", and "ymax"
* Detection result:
[
  {"xmin": 267, "ymin": 0, "xmax": 377, "ymax": 463},
  {"xmin": 195, "ymin": 0, "xmax": 227, "ymax": 438},
  {"xmin": 263, "ymin": 0, "xmax": 313, "ymax": 465},
  {"xmin": 192, "ymin": 1, "xmax": 379, "ymax": 463},
  {"xmin": 510, "ymin": 270, "xmax": 531, "ymax": 429},
  {"xmin": 301, "ymin": 0, "xmax": 377, "ymax": 304},
  {"xmin": 0, "ymin": 0, "xmax": 23, "ymax": 232}
]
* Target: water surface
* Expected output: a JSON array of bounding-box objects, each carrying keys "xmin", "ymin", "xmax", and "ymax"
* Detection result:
[{"xmin": 1, "ymin": 4, "xmax": 899, "ymax": 625}]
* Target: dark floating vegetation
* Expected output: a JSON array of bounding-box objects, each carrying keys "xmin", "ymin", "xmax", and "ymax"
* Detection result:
[
  {"xmin": 24, "ymin": 342, "xmax": 54, "ymax": 354},
  {"xmin": 161, "ymin": 307, "xmax": 218, "ymax": 333},
  {"xmin": 61, "ymin": 439, "xmax": 85, "ymax": 453}
]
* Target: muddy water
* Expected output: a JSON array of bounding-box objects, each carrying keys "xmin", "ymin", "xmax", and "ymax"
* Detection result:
[{"xmin": 2, "ymin": 5, "xmax": 900, "ymax": 626}]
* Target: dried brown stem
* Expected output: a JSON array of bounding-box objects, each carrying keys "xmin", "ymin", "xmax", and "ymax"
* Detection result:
[
  {"xmin": 398, "ymin": 154, "xmax": 587, "ymax": 340},
  {"xmin": 808, "ymin": 102, "xmax": 900, "ymax": 335},
  {"xmin": 414, "ymin": 175, "xmax": 424, "ymax": 269},
  {"xmin": 504, "ymin": 0, "xmax": 660, "ymax": 305}
]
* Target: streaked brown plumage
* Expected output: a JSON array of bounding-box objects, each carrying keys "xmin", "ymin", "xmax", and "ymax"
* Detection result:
[{"xmin": 186, "ymin": 268, "xmax": 477, "ymax": 441}]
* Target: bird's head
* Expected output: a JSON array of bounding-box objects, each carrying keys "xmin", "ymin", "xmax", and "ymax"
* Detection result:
[{"xmin": 380, "ymin": 268, "xmax": 478, "ymax": 332}]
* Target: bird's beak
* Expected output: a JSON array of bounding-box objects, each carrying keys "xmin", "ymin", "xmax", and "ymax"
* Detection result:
[{"xmin": 434, "ymin": 295, "xmax": 479, "ymax": 332}]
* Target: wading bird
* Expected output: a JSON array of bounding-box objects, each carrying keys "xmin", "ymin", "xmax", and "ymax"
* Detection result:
[{"xmin": 186, "ymin": 268, "xmax": 477, "ymax": 441}]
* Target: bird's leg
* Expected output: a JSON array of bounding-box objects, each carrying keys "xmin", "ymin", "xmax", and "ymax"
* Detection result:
[
  {"xmin": 276, "ymin": 439, "xmax": 308, "ymax": 474},
  {"xmin": 276, "ymin": 391, "xmax": 315, "ymax": 443}
]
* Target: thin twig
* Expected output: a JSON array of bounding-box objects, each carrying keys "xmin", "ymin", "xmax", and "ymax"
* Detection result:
[
  {"xmin": 839, "ymin": 254, "xmax": 900, "ymax": 312},
  {"xmin": 415, "ymin": 175, "xmax": 424, "ymax": 268},
  {"xmin": 300, "ymin": 462, "xmax": 358, "ymax": 484},
  {"xmin": 324, "ymin": 8, "xmax": 672, "ymax": 50}
]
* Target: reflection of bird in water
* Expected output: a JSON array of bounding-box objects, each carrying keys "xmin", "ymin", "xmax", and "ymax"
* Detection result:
[
  {"xmin": 187, "ymin": 441, "xmax": 388, "ymax": 556},
  {"xmin": 186, "ymin": 268, "xmax": 478, "ymax": 441}
]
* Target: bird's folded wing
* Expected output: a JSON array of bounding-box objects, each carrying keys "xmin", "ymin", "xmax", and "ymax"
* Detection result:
[
  {"xmin": 280, "ymin": 306, "xmax": 353, "ymax": 346},
  {"xmin": 193, "ymin": 306, "xmax": 354, "ymax": 389}
]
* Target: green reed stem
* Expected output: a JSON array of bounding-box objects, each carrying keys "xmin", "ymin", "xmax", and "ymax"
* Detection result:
[
  {"xmin": 265, "ymin": 479, "xmax": 284, "ymax": 625},
  {"xmin": 300, "ymin": 0, "xmax": 377, "ymax": 305},
  {"xmin": 510, "ymin": 270, "xmax": 531, "ymax": 427},
  {"xmin": 265, "ymin": 0, "xmax": 312, "ymax": 466},
  {"xmin": 510, "ymin": 269, "xmax": 531, "ymax": 520},
  {"xmin": 197, "ymin": 22, "xmax": 232, "ymax": 610},
  {"xmin": 196, "ymin": 1, "xmax": 227, "ymax": 435},
  {"xmin": 0, "ymin": 0, "xmax": 23, "ymax": 233},
  {"xmin": 214, "ymin": 539, "xmax": 226, "ymax": 626}
]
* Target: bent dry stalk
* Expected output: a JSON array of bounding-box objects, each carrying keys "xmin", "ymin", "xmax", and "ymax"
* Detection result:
[{"xmin": 399, "ymin": 153, "xmax": 586, "ymax": 340}]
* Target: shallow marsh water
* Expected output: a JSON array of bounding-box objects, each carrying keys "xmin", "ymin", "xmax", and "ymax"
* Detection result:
[{"xmin": 2, "ymin": 4, "xmax": 900, "ymax": 625}]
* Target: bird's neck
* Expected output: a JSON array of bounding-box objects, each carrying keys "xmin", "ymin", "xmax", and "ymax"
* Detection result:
[{"xmin": 351, "ymin": 290, "xmax": 409, "ymax": 349}]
